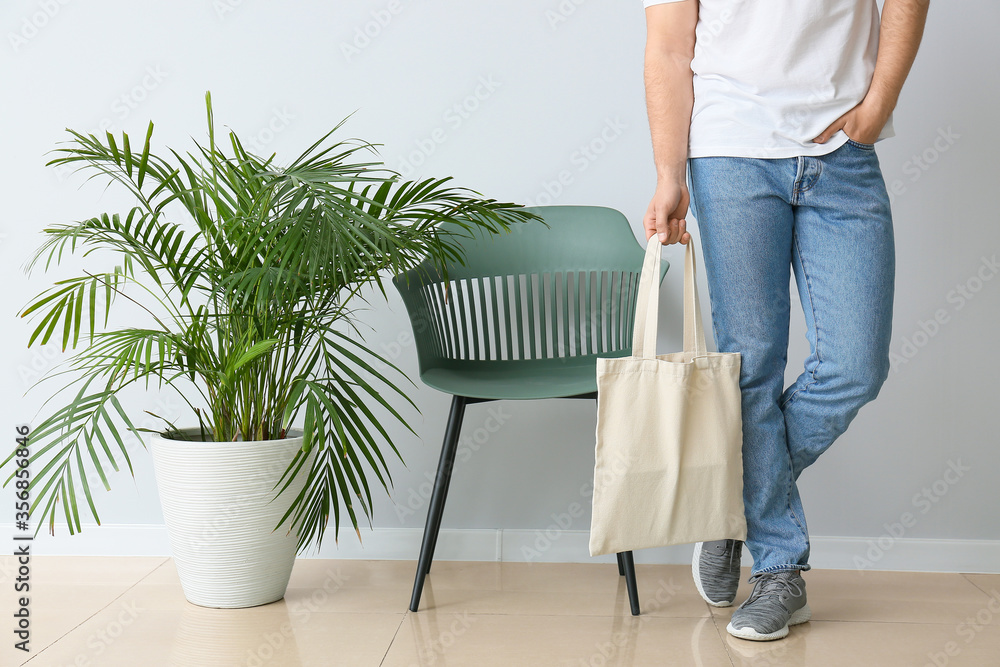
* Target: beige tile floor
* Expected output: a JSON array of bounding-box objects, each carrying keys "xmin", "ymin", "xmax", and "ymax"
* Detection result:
[{"xmin": 2, "ymin": 556, "xmax": 999, "ymax": 666}]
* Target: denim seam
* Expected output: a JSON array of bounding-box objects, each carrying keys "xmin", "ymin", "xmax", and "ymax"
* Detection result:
[
  {"xmin": 781, "ymin": 235, "xmax": 813, "ymax": 557},
  {"xmin": 791, "ymin": 157, "xmax": 805, "ymax": 205},
  {"xmin": 780, "ymin": 232, "xmax": 822, "ymax": 410},
  {"xmin": 784, "ymin": 453, "xmax": 810, "ymax": 552}
]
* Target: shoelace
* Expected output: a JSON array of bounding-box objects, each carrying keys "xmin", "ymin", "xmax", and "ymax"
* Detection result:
[
  {"xmin": 705, "ymin": 540, "xmax": 742, "ymax": 568},
  {"xmin": 726, "ymin": 542, "xmax": 743, "ymax": 568},
  {"xmin": 745, "ymin": 572, "xmax": 804, "ymax": 604}
]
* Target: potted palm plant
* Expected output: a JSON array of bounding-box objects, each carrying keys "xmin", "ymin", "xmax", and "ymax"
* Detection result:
[{"xmin": 5, "ymin": 92, "xmax": 537, "ymax": 607}]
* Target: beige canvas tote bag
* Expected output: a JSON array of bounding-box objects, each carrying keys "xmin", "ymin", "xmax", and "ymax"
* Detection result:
[{"xmin": 589, "ymin": 237, "xmax": 747, "ymax": 556}]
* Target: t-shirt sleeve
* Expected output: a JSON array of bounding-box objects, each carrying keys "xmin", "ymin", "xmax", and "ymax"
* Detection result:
[{"xmin": 643, "ymin": 0, "xmax": 689, "ymax": 7}]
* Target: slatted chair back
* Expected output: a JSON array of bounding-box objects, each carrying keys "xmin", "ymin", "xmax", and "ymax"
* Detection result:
[{"xmin": 392, "ymin": 206, "xmax": 669, "ymax": 393}]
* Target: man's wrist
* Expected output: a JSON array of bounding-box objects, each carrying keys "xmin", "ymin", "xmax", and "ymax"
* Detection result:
[
  {"xmin": 861, "ymin": 88, "xmax": 897, "ymax": 122},
  {"xmin": 655, "ymin": 163, "xmax": 687, "ymax": 183}
]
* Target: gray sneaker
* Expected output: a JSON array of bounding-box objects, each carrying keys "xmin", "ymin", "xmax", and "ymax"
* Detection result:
[
  {"xmin": 727, "ymin": 570, "xmax": 811, "ymax": 641},
  {"xmin": 692, "ymin": 539, "xmax": 743, "ymax": 607}
]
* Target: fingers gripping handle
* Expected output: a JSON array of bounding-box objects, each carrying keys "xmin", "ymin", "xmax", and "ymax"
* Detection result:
[{"xmin": 632, "ymin": 238, "xmax": 708, "ymax": 359}]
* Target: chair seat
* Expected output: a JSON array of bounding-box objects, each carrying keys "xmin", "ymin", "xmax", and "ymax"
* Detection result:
[{"xmin": 419, "ymin": 354, "xmax": 628, "ymax": 400}]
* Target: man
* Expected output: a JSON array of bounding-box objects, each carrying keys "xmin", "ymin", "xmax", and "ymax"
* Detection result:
[{"xmin": 642, "ymin": 0, "xmax": 929, "ymax": 641}]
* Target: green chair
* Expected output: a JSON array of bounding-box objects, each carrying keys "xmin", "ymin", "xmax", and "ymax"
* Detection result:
[{"xmin": 392, "ymin": 205, "xmax": 670, "ymax": 615}]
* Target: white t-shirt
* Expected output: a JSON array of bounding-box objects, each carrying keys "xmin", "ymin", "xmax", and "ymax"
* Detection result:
[{"xmin": 643, "ymin": 0, "xmax": 893, "ymax": 158}]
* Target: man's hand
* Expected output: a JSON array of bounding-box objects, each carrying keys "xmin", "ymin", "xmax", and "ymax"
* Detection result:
[
  {"xmin": 813, "ymin": 99, "xmax": 892, "ymax": 145},
  {"xmin": 644, "ymin": 177, "xmax": 690, "ymax": 245}
]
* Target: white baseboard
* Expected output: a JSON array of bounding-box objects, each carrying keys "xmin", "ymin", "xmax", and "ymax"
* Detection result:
[{"xmin": 4, "ymin": 524, "xmax": 999, "ymax": 573}]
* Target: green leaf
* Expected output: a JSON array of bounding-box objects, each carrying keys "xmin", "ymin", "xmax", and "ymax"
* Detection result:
[
  {"xmin": 230, "ymin": 339, "xmax": 279, "ymax": 373},
  {"xmin": 136, "ymin": 122, "xmax": 154, "ymax": 190}
]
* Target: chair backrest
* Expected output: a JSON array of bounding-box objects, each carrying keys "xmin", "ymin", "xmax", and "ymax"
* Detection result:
[{"xmin": 392, "ymin": 206, "xmax": 669, "ymax": 374}]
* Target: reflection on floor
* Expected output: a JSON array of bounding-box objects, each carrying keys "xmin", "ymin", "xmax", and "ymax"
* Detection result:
[{"xmin": 2, "ymin": 557, "xmax": 998, "ymax": 666}]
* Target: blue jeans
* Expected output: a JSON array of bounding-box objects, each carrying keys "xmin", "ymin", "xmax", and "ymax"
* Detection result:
[{"xmin": 688, "ymin": 140, "xmax": 894, "ymax": 575}]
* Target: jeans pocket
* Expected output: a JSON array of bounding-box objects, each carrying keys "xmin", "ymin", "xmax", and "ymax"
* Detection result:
[{"xmin": 846, "ymin": 139, "xmax": 876, "ymax": 150}]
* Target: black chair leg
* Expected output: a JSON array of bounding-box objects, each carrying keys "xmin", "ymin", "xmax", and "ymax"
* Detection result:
[
  {"xmin": 424, "ymin": 399, "xmax": 469, "ymax": 574},
  {"xmin": 596, "ymin": 396, "xmax": 639, "ymax": 615},
  {"xmin": 621, "ymin": 551, "xmax": 640, "ymax": 616},
  {"xmin": 409, "ymin": 395, "xmax": 467, "ymax": 612}
]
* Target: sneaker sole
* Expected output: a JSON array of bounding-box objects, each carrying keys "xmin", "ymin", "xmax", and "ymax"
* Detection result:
[
  {"xmin": 692, "ymin": 542, "xmax": 736, "ymax": 607},
  {"xmin": 726, "ymin": 603, "xmax": 812, "ymax": 641}
]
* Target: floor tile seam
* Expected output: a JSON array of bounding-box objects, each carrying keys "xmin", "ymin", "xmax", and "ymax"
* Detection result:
[
  {"xmin": 399, "ymin": 610, "xmax": 712, "ymax": 620},
  {"xmin": 120, "ymin": 607, "xmax": 413, "ymax": 615},
  {"xmin": 28, "ymin": 556, "xmax": 170, "ymax": 588},
  {"xmin": 378, "ymin": 614, "xmax": 409, "ymax": 667},
  {"xmin": 129, "ymin": 557, "xmax": 172, "ymax": 586},
  {"xmin": 804, "ymin": 618, "xmax": 990, "ymax": 626},
  {"xmin": 24, "ymin": 557, "xmax": 172, "ymax": 663},
  {"xmin": 960, "ymin": 572, "xmax": 999, "ymax": 598},
  {"xmin": 704, "ymin": 601, "xmax": 737, "ymax": 666},
  {"xmin": 20, "ymin": 604, "xmax": 110, "ymax": 665}
]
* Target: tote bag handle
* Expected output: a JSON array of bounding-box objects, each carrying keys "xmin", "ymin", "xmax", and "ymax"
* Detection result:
[{"xmin": 631, "ymin": 237, "xmax": 708, "ymax": 359}]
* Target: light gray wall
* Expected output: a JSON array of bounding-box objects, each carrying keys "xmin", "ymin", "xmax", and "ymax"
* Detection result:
[{"xmin": 2, "ymin": 1, "xmax": 997, "ymax": 561}]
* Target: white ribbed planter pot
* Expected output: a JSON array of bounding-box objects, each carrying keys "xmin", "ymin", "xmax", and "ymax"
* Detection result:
[{"xmin": 150, "ymin": 429, "xmax": 313, "ymax": 609}]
